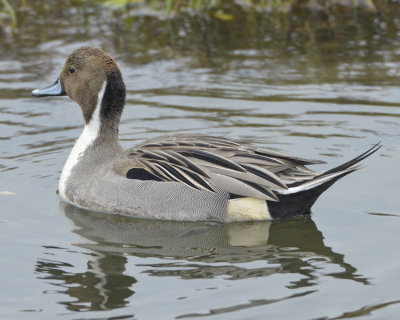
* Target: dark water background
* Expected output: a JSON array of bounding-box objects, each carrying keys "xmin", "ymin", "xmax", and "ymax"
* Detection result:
[{"xmin": 1, "ymin": 1, "xmax": 400, "ymax": 319}]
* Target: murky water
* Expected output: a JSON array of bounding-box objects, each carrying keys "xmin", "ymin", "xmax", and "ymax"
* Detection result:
[{"xmin": 1, "ymin": 1, "xmax": 400, "ymax": 319}]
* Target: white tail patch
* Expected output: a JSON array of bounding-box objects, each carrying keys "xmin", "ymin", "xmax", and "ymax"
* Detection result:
[
  {"xmin": 227, "ymin": 197, "xmax": 271, "ymax": 221},
  {"xmin": 277, "ymin": 168, "xmax": 355, "ymax": 195},
  {"xmin": 59, "ymin": 81, "xmax": 106, "ymax": 199}
]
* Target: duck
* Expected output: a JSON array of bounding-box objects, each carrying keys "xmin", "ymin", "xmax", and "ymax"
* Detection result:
[{"xmin": 32, "ymin": 47, "xmax": 380, "ymax": 221}]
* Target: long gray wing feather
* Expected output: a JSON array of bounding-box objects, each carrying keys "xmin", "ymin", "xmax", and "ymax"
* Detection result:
[{"xmin": 210, "ymin": 174, "xmax": 279, "ymax": 201}]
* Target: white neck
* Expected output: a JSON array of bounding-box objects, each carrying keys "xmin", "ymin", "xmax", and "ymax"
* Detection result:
[{"xmin": 59, "ymin": 82, "xmax": 106, "ymax": 199}]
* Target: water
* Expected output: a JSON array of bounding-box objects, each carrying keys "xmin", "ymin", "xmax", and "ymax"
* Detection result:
[{"xmin": 1, "ymin": 2, "xmax": 400, "ymax": 319}]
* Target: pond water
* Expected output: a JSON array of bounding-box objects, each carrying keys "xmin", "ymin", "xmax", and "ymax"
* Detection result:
[{"xmin": 1, "ymin": 2, "xmax": 400, "ymax": 319}]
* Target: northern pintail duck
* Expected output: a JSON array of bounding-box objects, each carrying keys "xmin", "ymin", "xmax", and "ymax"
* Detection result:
[{"xmin": 32, "ymin": 47, "xmax": 380, "ymax": 221}]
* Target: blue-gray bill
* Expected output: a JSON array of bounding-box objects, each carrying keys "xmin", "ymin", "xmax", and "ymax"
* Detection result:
[{"xmin": 32, "ymin": 78, "xmax": 66, "ymax": 97}]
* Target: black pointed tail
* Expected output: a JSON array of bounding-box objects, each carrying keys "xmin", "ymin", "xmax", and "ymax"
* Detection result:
[
  {"xmin": 321, "ymin": 142, "xmax": 381, "ymax": 176},
  {"xmin": 268, "ymin": 143, "xmax": 381, "ymax": 218}
]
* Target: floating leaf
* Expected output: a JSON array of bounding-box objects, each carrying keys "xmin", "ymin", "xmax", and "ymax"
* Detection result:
[
  {"xmin": 214, "ymin": 9, "xmax": 234, "ymax": 21},
  {"xmin": 0, "ymin": 191, "xmax": 16, "ymax": 196}
]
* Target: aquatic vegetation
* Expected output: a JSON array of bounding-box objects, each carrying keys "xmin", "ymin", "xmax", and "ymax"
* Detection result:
[
  {"xmin": 0, "ymin": 0, "xmax": 394, "ymax": 31},
  {"xmin": 0, "ymin": 0, "xmax": 398, "ymax": 68},
  {"xmin": 100, "ymin": 0, "xmax": 379, "ymax": 16}
]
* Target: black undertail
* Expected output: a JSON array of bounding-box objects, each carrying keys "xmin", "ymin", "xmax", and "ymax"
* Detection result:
[{"xmin": 267, "ymin": 170, "xmax": 354, "ymax": 218}]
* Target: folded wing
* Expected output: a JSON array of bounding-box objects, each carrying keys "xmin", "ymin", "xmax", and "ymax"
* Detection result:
[{"xmin": 121, "ymin": 135, "xmax": 328, "ymax": 201}]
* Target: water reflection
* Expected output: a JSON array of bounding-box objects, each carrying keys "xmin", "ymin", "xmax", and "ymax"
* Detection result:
[
  {"xmin": 36, "ymin": 248, "xmax": 135, "ymax": 311},
  {"xmin": 35, "ymin": 202, "xmax": 368, "ymax": 311}
]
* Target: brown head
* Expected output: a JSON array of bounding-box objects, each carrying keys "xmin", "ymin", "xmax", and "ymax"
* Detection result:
[{"xmin": 32, "ymin": 47, "xmax": 126, "ymax": 127}]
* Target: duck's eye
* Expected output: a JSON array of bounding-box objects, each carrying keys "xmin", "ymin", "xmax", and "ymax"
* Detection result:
[{"xmin": 68, "ymin": 66, "xmax": 75, "ymax": 74}]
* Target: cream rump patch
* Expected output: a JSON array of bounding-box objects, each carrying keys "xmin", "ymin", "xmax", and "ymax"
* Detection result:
[{"xmin": 226, "ymin": 197, "xmax": 271, "ymax": 221}]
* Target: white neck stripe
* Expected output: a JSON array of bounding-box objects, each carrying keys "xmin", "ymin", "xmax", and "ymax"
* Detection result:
[{"xmin": 59, "ymin": 81, "xmax": 107, "ymax": 199}]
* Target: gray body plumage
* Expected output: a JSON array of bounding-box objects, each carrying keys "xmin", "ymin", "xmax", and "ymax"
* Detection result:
[{"xmin": 62, "ymin": 136, "xmax": 229, "ymax": 221}]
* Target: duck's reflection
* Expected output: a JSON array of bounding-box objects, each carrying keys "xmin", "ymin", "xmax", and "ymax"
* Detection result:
[
  {"xmin": 36, "ymin": 245, "xmax": 136, "ymax": 311},
  {"xmin": 36, "ymin": 202, "xmax": 368, "ymax": 311}
]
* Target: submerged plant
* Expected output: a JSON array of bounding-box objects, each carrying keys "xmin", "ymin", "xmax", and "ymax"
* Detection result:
[
  {"xmin": 104, "ymin": 0, "xmax": 144, "ymax": 7},
  {"xmin": 0, "ymin": 0, "xmax": 17, "ymax": 28}
]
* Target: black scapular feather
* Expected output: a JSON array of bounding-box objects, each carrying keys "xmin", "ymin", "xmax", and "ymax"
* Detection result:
[
  {"xmin": 180, "ymin": 149, "xmax": 245, "ymax": 172},
  {"xmin": 126, "ymin": 168, "xmax": 162, "ymax": 181}
]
